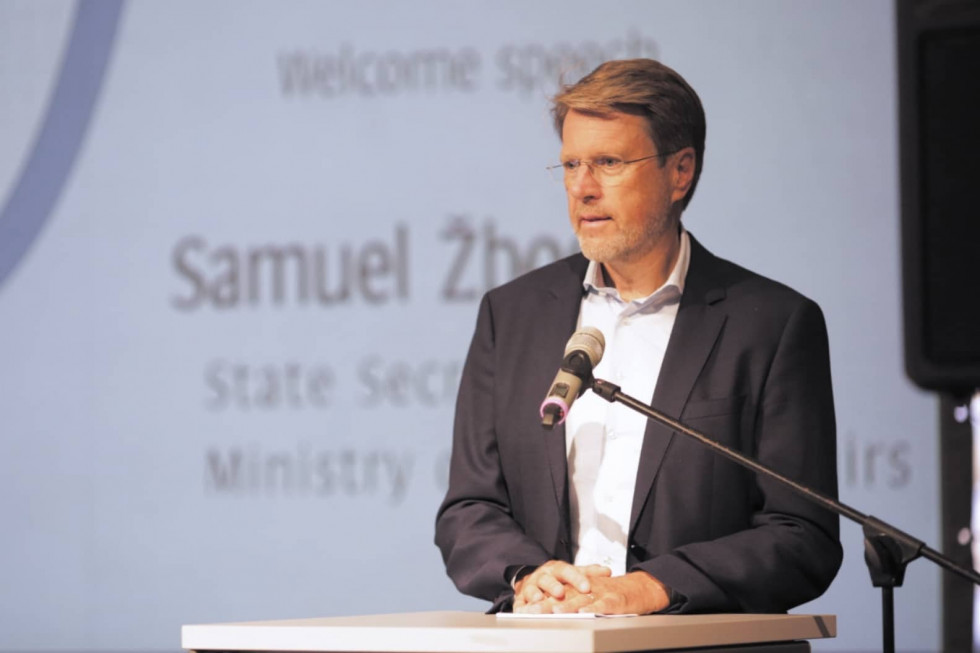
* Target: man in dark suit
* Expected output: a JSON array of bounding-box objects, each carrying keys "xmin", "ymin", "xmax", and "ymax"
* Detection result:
[{"xmin": 435, "ymin": 59, "xmax": 841, "ymax": 615}]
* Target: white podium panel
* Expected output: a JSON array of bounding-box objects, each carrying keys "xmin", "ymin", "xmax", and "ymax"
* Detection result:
[{"xmin": 182, "ymin": 610, "xmax": 835, "ymax": 653}]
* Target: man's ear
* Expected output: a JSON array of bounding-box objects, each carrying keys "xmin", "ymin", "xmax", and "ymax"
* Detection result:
[{"xmin": 670, "ymin": 147, "xmax": 697, "ymax": 204}]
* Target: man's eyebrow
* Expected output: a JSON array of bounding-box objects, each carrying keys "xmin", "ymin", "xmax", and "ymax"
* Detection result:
[{"xmin": 560, "ymin": 151, "xmax": 620, "ymax": 161}]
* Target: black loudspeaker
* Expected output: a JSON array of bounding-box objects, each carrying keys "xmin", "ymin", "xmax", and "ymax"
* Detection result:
[{"xmin": 899, "ymin": 0, "xmax": 980, "ymax": 393}]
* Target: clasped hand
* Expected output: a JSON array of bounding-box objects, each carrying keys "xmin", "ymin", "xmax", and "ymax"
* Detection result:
[{"xmin": 512, "ymin": 560, "xmax": 670, "ymax": 615}]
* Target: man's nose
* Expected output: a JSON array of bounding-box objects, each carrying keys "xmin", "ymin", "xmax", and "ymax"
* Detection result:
[{"xmin": 566, "ymin": 164, "xmax": 602, "ymax": 200}]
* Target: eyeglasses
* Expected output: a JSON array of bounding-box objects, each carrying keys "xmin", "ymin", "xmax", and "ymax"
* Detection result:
[{"xmin": 546, "ymin": 151, "xmax": 678, "ymax": 186}]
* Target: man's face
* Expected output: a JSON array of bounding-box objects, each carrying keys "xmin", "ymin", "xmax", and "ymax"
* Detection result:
[{"xmin": 560, "ymin": 110, "xmax": 689, "ymax": 268}]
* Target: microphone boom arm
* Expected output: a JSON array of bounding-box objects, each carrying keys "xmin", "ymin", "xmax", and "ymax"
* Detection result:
[{"xmin": 589, "ymin": 377, "xmax": 980, "ymax": 653}]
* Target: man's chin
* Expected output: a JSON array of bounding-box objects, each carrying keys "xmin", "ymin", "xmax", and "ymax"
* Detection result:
[{"xmin": 577, "ymin": 238, "xmax": 618, "ymax": 264}]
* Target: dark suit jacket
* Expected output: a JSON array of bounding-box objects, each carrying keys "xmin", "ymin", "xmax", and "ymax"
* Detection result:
[{"xmin": 435, "ymin": 235, "xmax": 842, "ymax": 613}]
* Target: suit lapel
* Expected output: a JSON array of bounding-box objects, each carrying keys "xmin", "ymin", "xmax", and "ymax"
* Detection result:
[
  {"xmin": 630, "ymin": 235, "xmax": 728, "ymax": 532},
  {"xmin": 538, "ymin": 257, "xmax": 589, "ymax": 519}
]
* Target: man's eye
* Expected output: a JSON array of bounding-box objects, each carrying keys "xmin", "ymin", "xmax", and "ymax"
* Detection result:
[
  {"xmin": 595, "ymin": 157, "xmax": 622, "ymax": 169},
  {"xmin": 562, "ymin": 160, "xmax": 581, "ymax": 172}
]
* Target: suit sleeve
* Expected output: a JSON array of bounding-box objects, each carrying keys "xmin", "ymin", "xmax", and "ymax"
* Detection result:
[
  {"xmin": 634, "ymin": 298, "xmax": 842, "ymax": 613},
  {"xmin": 434, "ymin": 293, "xmax": 553, "ymax": 611}
]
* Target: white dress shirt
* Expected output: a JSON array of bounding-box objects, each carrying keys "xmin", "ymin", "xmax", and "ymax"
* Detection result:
[{"xmin": 565, "ymin": 229, "xmax": 690, "ymax": 575}]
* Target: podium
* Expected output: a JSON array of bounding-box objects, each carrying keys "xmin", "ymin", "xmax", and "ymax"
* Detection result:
[{"xmin": 181, "ymin": 611, "xmax": 835, "ymax": 652}]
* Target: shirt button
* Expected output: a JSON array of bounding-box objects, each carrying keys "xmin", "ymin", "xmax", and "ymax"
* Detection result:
[{"xmin": 602, "ymin": 557, "xmax": 613, "ymax": 566}]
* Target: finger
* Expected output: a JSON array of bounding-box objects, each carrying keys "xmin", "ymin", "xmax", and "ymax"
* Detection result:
[
  {"xmin": 517, "ymin": 596, "xmax": 560, "ymax": 614},
  {"xmin": 552, "ymin": 563, "xmax": 592, "ymax": 593},
  {"xmin": 577, "ymin": 595, "xmax": 609, "ymax": 615},
  {"xmin": 552, "ymin": 591, "xmax": 596, "ymax": 614},
  {"xmin": 520, "ymin": 584, "xmax": 545, "ymax": 604},
  {"xmin": 579, "ymin": 593, "xmax": 628, "ymax": 616},
  {"xmin": 579, "ymin": 564, "xmax": 613, "ymax": 578},
  {"xmin": 536, "ymin": 572, "xmax": 569, "ymax": 599}
]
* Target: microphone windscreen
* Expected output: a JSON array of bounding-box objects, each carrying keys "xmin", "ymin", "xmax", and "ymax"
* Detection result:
[{"xmin": 564, "ymin": 327, "xmax": 605, "ymax": 367}]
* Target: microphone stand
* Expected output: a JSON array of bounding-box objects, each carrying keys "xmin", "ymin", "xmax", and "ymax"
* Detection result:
[{"xmin": 589, "ymin": 377, "xmax": 980, "ymax": 653}]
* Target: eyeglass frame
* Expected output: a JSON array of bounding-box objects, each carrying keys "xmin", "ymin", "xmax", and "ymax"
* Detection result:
[{"xmin": 546, "ymin": 150, "xmax": 681, "ymax": 185}]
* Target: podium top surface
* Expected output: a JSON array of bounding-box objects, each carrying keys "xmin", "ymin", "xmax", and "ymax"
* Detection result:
[{"xmin": 182, "ymin": 610, "xmax": 836, "ymax": 653}]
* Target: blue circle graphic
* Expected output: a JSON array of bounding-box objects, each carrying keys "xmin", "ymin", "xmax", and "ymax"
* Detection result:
[{"xmin": 0, "ymin": 0, "xmax": 124, "ymax": 290}]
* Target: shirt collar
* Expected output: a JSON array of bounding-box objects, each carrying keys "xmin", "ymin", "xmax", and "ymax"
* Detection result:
[{"xmin": 582, "ymin": 228, "xmax": 690, "ymax": 308}]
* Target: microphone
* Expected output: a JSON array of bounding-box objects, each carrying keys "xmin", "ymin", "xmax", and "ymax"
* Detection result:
[{"xmin": 539, "ymin": 327, "xmax": 605, "ymax": 429}]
